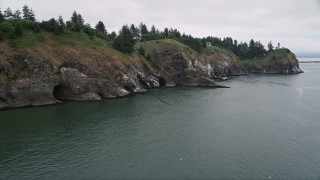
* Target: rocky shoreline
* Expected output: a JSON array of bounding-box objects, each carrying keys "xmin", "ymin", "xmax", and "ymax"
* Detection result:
[{"xmin": 0, "ymin": 40, "xmax": 303, "ymax": 110}]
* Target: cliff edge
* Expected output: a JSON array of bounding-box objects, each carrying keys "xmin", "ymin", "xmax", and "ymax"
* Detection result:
[
  {"xmin": 0, "ymin": 34, "xmax": 246, "ymax": 110},
  {"xmin": 241, "ymin": 48, "xmax": 303, "ymax": 74},
  {"xmin": 0, "ymin": 32, "xmax": 303, "ymax": 110}
]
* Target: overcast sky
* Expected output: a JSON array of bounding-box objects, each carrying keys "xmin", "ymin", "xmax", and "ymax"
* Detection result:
[{"xmin": 1, "ymin": 0, "xmax": 320, "ymax": 57}]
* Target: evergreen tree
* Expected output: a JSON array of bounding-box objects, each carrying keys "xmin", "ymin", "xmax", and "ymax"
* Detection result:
[
  {"xmin": 139, "ymin": 22, "xmax": 148, "ymax": 34},
  {"xmin": 65, "ymin": 21, "xmax": 72, "ymax": 29},
  {"xmin": 77, "ymin": 14, "xmax": 84, "ymax": 28},
  {"xmin": 168, "ymin": 28, "xmax": 181, "ymax": 39},
  {"xmin": 0, "ymin": 31, "xmax": 3, "ymax": 41},
  {"xmin": 28, "ymin": 8, "xmax": 35, "ymax": 21},
  {"xmin": 22, "ymin": 5, "xmax": 29, "ymax": 20},
  {"xmin": 138, "ymin": 45, "xmax": 145, "ymax": 56},
  {"xmin": 40, "ymin": 18, "xmax": 63, "ymax": 34},
  {"xmin": 95, "ymin": 21, "xmax": 106, "ymax": 33},
  {"xmin": 109, "ymin": 31, "xmax": 117, "ymax": 40},
  {"xmin": 201, "ymin": 38, "xmax": 206, "ymax": 48},
  {"xmin": 191, "ymin": 38, "xmax": 202, "ymax": 52},
  {"xmin": 113, "ymin": 25, "xmax": 134, "ymax": 53},
  {"xmin": 174, "ymin": 29, "xmax": 181, "ymax": 38},
  {"xmin": 70, "ymin": 11, "xmax": 78, "ymax": 30},
  {"xmin": 58, "ymin": 15, "xmax": 65, "ymax": 27},
  {"xmin": 94, "ymin": 21, "xmax": 109, "ymax": 40},
  {"xmin": 4, "ymin": 8, "xmax": 13, "ymax": 20},
  {"xmin": 83, "ymin": 23, "xmax": 94, "ymax": 39},
  {"xmin": 268, "ymin": 41, "xmax": 274, "ymax": 51},
  {"xmin": 238, "ymin": 42, "xmax": 249, "ymax": 59},
  {"xmin": 22, "ymin": 5, "xmax": 35, "ymax": 21},
  {"xmin": 130, "ymin": 24, "xmax": 140, "ymax": 41},
  {"xmin": 256, "ymin": 41, "xmax": 265, "ymax": 56},
  {"xmin": 248, "ymin": 39, "xmax": 256, "ymax": 58},
  {"xmin": 139, "ymin": 22, "xmax": 149, "ymax": 41},
  {"xmin": 163, "ymin": 28, "xmax": 169, "ymax": 38},
  {"xmin": 150, "ymin": 25, "xmax": 156, "ymax": 35},
  {"xmin": 0, "ymin": 9, "xmax": 4, "ymax": 23},
  {"xmin": 70, "ymin": 11, "xmax": 82, "ymax": 32},
  {"xmin": 13, "ymin": 10, "xmax": 22, "ymax": 20},
  {"xmin": 233, "ymin": 40, "xmax": 238, "ymax": 54}
]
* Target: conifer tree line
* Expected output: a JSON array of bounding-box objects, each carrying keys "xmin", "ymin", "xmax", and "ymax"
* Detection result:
[{"xmin": 0, "ymin": 5, "xmax": 278, "ymax": 58}]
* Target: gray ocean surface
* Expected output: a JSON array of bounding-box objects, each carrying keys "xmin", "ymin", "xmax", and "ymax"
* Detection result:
[{"xmin": 1, "ymin": 62, "xmax": 320, "ymax": 179}]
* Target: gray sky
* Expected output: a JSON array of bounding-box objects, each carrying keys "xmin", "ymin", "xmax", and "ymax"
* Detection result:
[{"xmin": 1, "ymin": 0, "xmax": 320, "ymax": 57}]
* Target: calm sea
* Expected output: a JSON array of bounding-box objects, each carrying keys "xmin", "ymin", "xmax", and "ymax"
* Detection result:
[{"xmin": 1, "ymin": 63, "xmax": 320, "ymax": 179}]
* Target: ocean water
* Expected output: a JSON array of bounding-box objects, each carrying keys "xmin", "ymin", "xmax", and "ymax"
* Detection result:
[{"xmin": 0, "ymin": 63, "xmax": 320, "ymax": 179}]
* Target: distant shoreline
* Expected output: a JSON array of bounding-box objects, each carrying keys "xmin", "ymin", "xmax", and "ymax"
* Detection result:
[
  {"xmin": 299, "ymin": 61, "xmax": 320, "ymax": 63},
  {"xmin": 298, "ymin": 57, "xmax": 320, "ymax": 63}
]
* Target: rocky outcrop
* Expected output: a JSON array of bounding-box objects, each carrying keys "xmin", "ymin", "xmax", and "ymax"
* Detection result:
[
  {"xmin": 141, "ymin": 40, "xmax": 247, "ymax": 85},
  {"xmin": 0, "ymin": 41, "xmax": 301, "ymax": 110},
  {"xmin": 0, "ymin": 52, "xmax": 60, "ymax": 109},
  {"xmin": 261, "ymin": 59, "xmax": 303, "ymax": 74},
  {"xmin": 0, "ymin": 40, "xmax": 236, "ymax": 110},
  {"xmin": 0, "ymin": 43, "xmax": 166, "ymax": 109},
  {"xmin": 242, "ymin": 48, "xmax": 303, "ymax": 74}
]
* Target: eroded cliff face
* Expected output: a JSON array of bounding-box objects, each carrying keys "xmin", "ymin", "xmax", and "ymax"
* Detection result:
[
  {"xmin": 242, "ymin": 49, "xmax": 303, "ymax": 74},
  {"xmin": 0, "ymin": 40, "xmax": 302, "ymax": 110},
  {"xmin": 260, "ymin": 55, "xmax": 303, "ymax": 74},
  {"xmin": 0, "ymin": 44, "xmax": 163, "ymax": 109},
  {"xmin": 140, "ymin": 40, "xmax": 247, "ymax": 86},
  {"xmin": 0, "ymin": 50, "xmax": 60, "ymax": 109},
  {"xmin": 0, "ymin": 40, "xmax": 246, "ymax": 110}
]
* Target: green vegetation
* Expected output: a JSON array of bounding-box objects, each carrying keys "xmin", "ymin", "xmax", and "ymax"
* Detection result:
[
  {"xmin": 0, "ymin": 4, "xmax": 291, "ymax": 63},
  {"xmin": 53, "ymin": 31, "xmax": 108, "ymax": 49},
  {"xmin": 241, "ymin": 59, "xmax": 263, "ymax": 69},
  {"xmin": 22, "ymin": 5, "xmax": 35, "ymax": 21},
  {"xmin": 138, "ymin": 45, "xmax": 145, "ymax": 56},
  {"xmin": 144, "ymin": 48, "xmax": 161, "ymax": 70},
  {"xmin": 8, "ymin": 31, "xmax": 44, "ymax": 48},
  {"xmin": 203, "ymin": 46, "xmax": 235, "ymax": 56},
  {"xmin": 240, "ymin": 48, "xmax": 293, "ymax": 69},
  {"xmin": 112, "ymin": 25, "xmax": 135, "ymax": 53},
  {"xmin": 268, "ymin": 41, "xmax": 274, "ymax": 51},
  {"xmin": 138, "ymin": 39, "xmax": 196, "ymax": 55}
]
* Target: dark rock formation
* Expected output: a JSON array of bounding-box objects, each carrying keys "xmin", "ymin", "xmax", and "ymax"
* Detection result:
[
  {"xmin": 0, "ymin": 41, "xmax": 302, "ymax": 110},
  {"xmin": 243, "ymin": 49, "xmax": 303, "ymax": 74}
]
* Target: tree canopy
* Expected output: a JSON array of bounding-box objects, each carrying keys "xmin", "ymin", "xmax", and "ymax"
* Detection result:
[
  {"xmin": 113, "ymin": 25, "xmax": 135, "ymax": 53},
  {"xmin": 69, "ymin": 11, "xmax": 84, "ymax": 32},
  {"xmin": 95, "ymin": 21, "xmax": 106, "ymax": 33},
  {"xmin": 0, "ymin": 10, "xmax": 4, "ymax": 23},
  {"xmin": 0, "ymin": 4, "xmax": 283, "ymax": 58},
  {"xmin": 22, "ymin": 5, "xmax": 35, "ymax": 21}
]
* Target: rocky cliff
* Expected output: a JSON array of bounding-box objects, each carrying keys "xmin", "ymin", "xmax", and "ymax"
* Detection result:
[
  {"xmin": 0, "ymin": 38, "xmax": 245, "ymax": 110},
  {"xmin": 0, "ymin": 37, "xmax": 303, "ymax": 110},
  {"xmin": 241, "ymin": 48, "xmax": 303, "ymax": 74}
]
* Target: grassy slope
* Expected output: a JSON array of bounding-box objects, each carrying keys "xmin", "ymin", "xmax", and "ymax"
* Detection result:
[
  {"xmin": 203, "ymin": 46, "xmax": 235, "ymax": 56},
  {"xmin": 240, "ymin": 48, "xmax": 294, "ymax": 69},
  {"xmin": 7, "ymin": 30, "xmax": 110, "ymax": 49},
  {"xmin": 7, "ymin": 31, "xmax": 46, "ymax": 48},
  {"xmin": 2, "ymin": 30, "xmax": 135, "ymax": 63},
  {"xmin": 137, "ymin": 39, "xmax": 238, "ymax": 58},
  {"xmin": 2, "ymin": 30, "xmax": 294, "ymax": 72},
  {"xmin": 136, "ymin": 39, "xmax": 197, "ymax": 55},
  {"xmin": 135, "ymin": 39, "xmax": 202, "ymax": 69}
]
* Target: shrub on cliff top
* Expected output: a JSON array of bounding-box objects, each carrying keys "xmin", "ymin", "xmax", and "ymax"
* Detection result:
[
  {"xmin": 0, "ymin": 21, "xmax": 15, "ymax": 39},
  {"xmin": 0, "ymin": 10, "xmax": 4, "ymax": 23},
  {"xmin": 113, "ymin": 25, "xmax": 134, "ymax": 54}
]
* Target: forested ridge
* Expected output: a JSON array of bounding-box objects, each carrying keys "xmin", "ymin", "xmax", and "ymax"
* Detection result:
[{"xmin": 1, "ymin": 5, "xmax": 281, "ymax": 59}]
